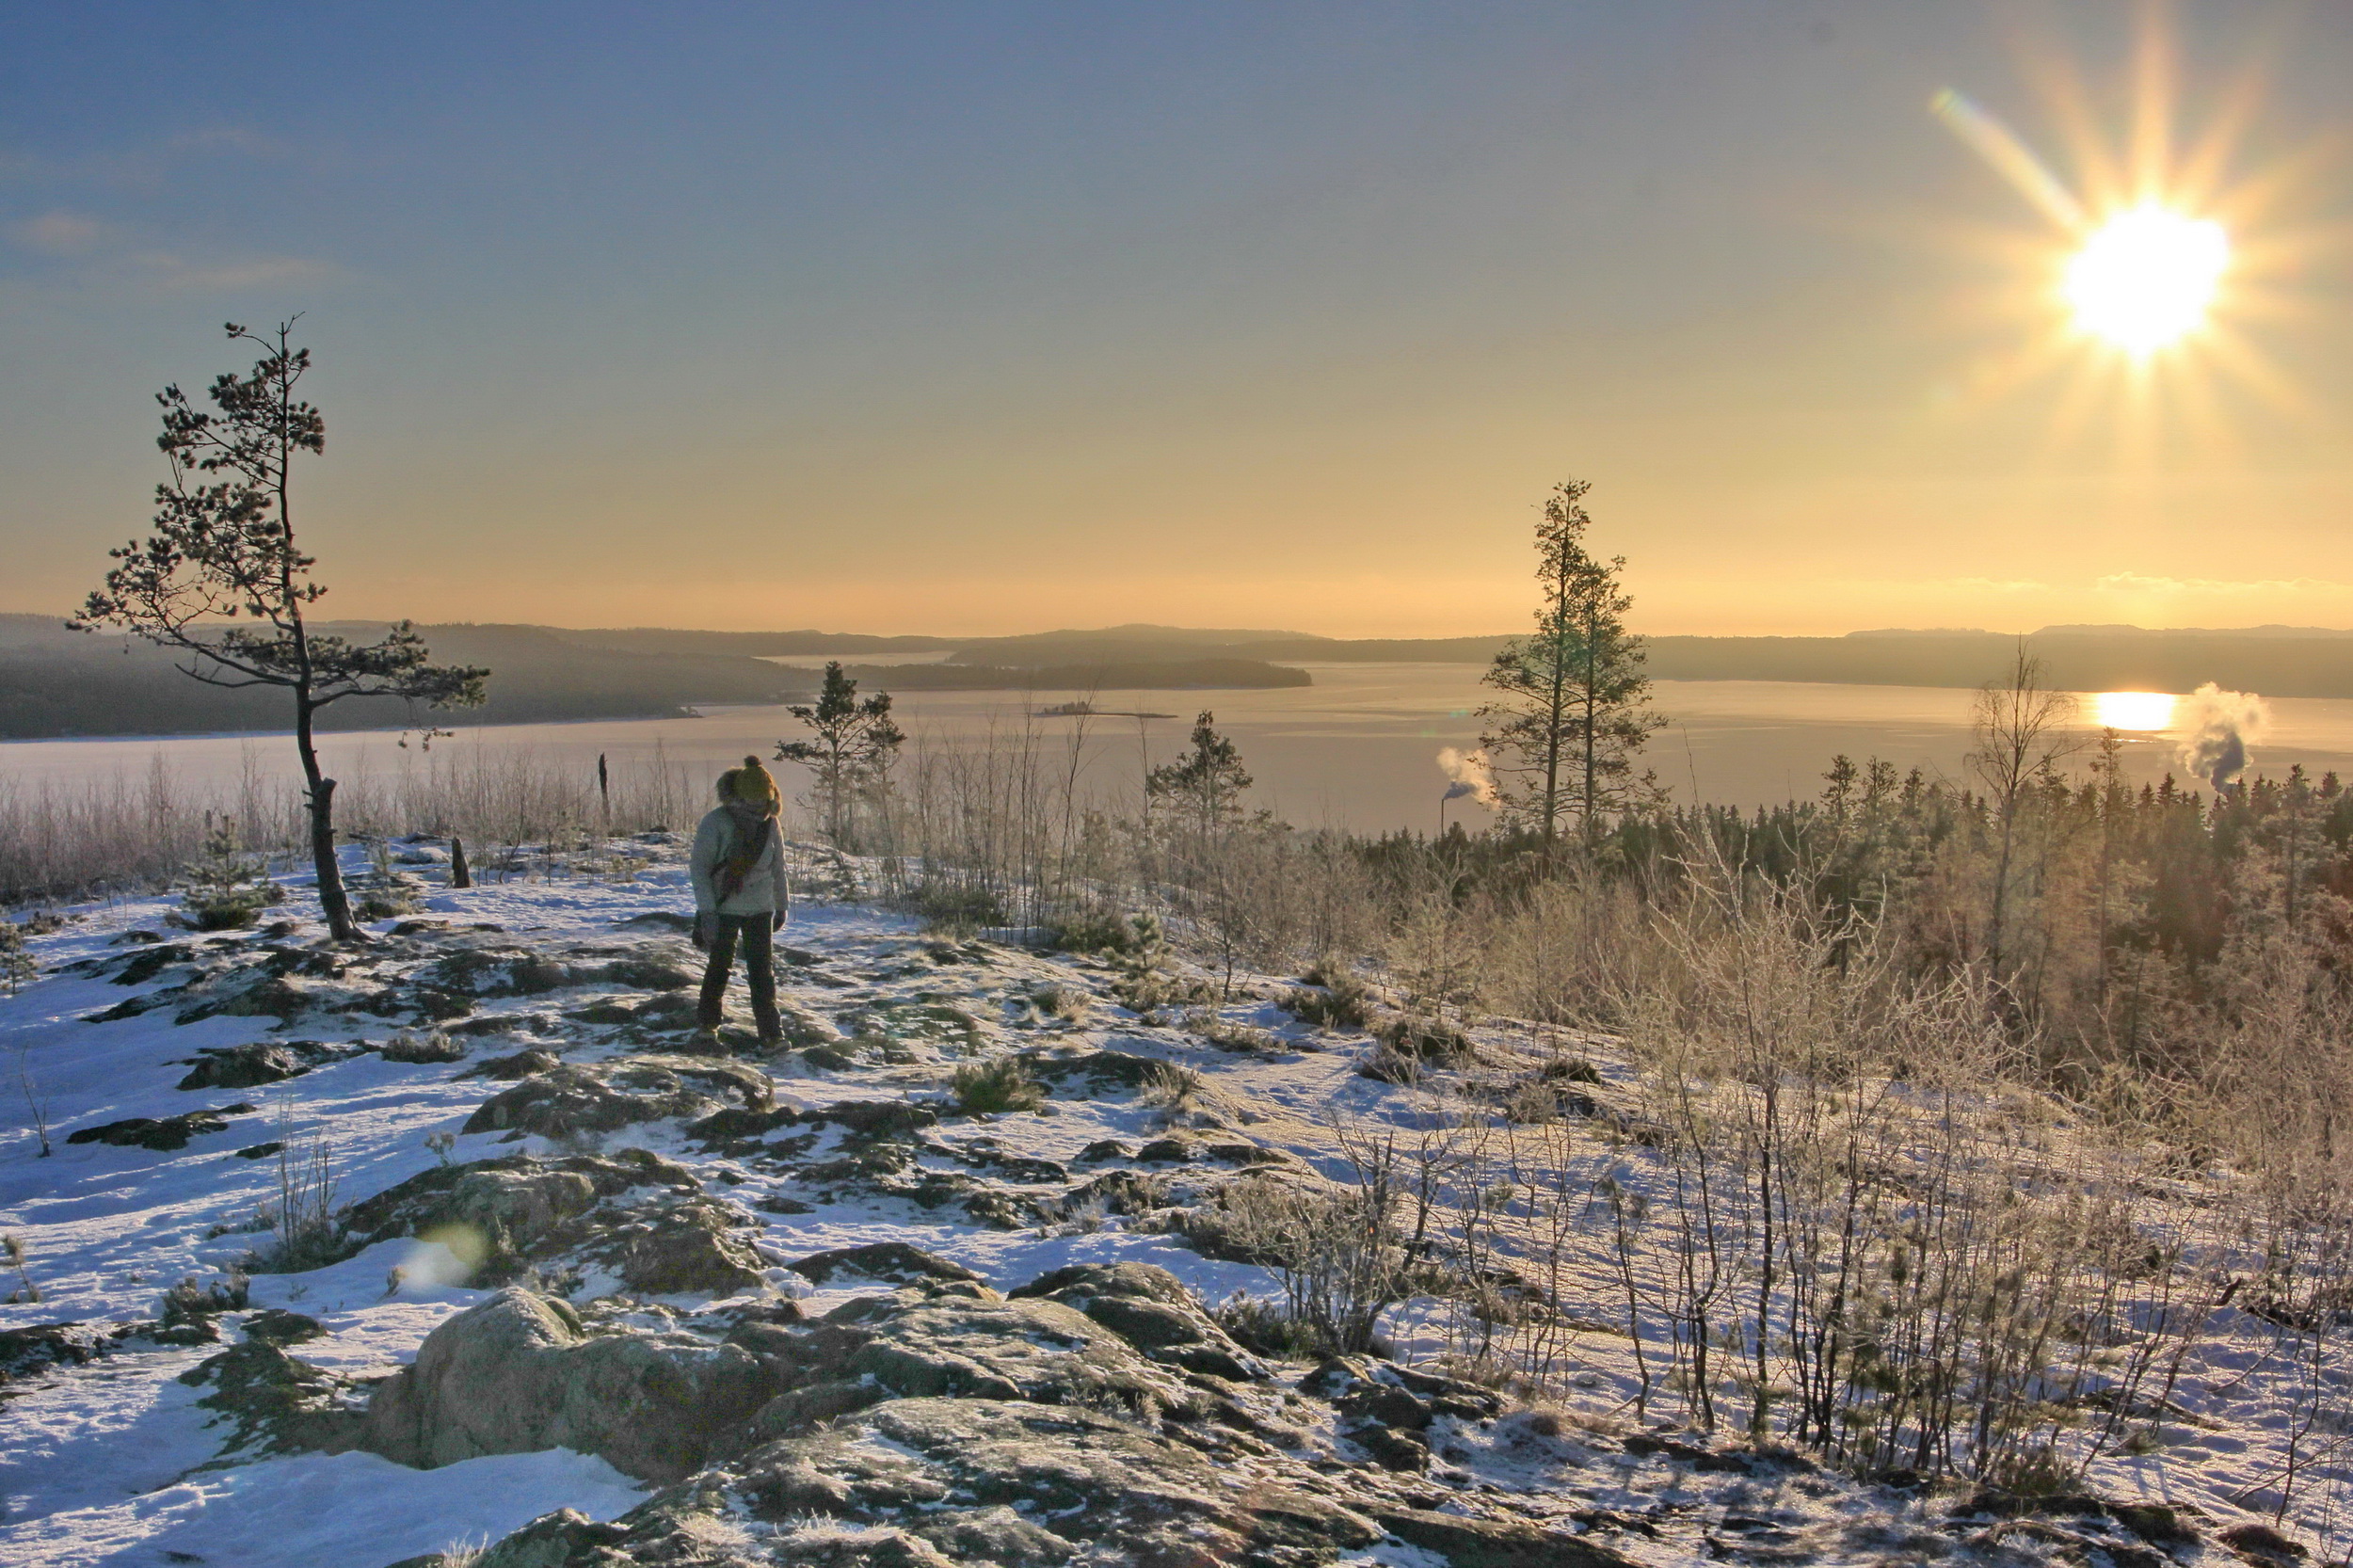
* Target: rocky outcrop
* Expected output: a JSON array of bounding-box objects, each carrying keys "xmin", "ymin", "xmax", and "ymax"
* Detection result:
[
  {"xmin": 175, "ymin": 1040, "xmax": 342, "ymax": 1090},
  {"xmin": 65, "ymin": 1102, "xmax": 257, "ymax": 1151},
  {"xmin": 1009, "ymin": 1261, "xmax": 1267, "ymax": 1383},
  {"xmin": 361, "ymin": 1288, "xmax": 787, "ymax": 1483},
  {"xmin": 177, "ymin": 1324, "xmax": 367, "ymax": 1465},
  {"xmin": 785, "ymin": 1242, "xmax": 980, "ymax": 1288},
  {"xmin": 0, "ymin": 1321, "xmax": 114, "ymax": 1386},
  {"xmin": 342, "ymin": 1147, "xmax": 767, "ymax": 1295},
  {"xmin": 379, "ymin": 1031, "xmax": 469, "ymax": 1064},
  {"xmin": 1301, "ymin": 1354, "xmax": 1507, "ymax": 1475},
  {"xmin": 461, "ymin": 1055, "xmax": 770, "ymax": 1139}
]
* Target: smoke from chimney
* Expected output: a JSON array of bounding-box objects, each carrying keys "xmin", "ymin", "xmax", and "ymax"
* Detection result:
[
  {"xmin": 1437, "ymin": 747, "xmax": 1499, "ymax": 808},
  {"xmin": 2174, "ymin": 682, "xmax": 2270, "ymax": 795}
]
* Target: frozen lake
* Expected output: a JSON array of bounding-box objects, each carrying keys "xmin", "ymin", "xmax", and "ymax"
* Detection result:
[{"xmin": 8, "ymin": 663, "xmax": 2352, "ymax": 832}]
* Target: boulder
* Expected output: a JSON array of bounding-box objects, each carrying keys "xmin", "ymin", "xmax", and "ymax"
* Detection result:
[{"xmin": 361, "ymin": 1288, "xmax": 786, "ymax": 1483}]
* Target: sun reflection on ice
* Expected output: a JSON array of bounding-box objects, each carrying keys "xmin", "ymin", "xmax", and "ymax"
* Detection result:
[{"xmin": 2094, "ymin": 691, "xmax": 2177, "ymax": 731}]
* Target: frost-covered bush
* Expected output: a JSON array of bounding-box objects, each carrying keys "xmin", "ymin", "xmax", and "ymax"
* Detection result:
[{"xmin": 950, "ymin": 1056, "xmax": 1044, "ymax": 1115}]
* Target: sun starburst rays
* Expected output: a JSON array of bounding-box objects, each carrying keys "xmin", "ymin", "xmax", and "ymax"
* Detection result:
[{"xmin": 1928, "ymin": 12, "xmax": 2334, "ymax": 456}]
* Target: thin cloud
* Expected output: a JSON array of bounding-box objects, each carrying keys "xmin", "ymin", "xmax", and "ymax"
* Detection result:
[
  {"xmin": 11, "ymin": 212, "xmax": 108, "ymax": 254},
  {"xmin": 1946, "ymin": 576, "xmax": 2053, "ymax": 593},
  {"xmin": 2094, "ymin": 572, "xmax": 2345, "ymax": 595},
  {"xmin": 139, "ymin": 250, "xmax": 344, "ymax": 290}
]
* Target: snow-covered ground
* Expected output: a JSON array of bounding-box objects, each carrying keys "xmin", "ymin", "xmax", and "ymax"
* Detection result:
[{"xmin": 0, "ymin": 839, "xmax": 2343, "ymax": 1567}]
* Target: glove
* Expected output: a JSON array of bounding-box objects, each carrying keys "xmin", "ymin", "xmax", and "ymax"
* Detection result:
[
  {"xmin": 692, "ymin": 910, "xmax": 714, "ymax": 951},
  {"xmin": 771, "ymin": 908, "xmax": 787, "ymax": 935}
]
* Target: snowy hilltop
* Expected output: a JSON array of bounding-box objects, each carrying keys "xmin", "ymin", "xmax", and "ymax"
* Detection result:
[{"xmin": 0, "ymin": 835, "xmax": 2335, "ymax": 1568}]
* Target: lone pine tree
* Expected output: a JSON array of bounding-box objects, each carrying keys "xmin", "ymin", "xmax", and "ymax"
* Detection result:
[
  {"xmin": 1145, "ymin": 711, "xmax": 1252, "ymax": 840},
  {"xmin": 73, "ymin": 320, "xmax": 488, "ymax": 941},
  {"xmin": 776, "ymin": 661, "xmax": 904, "ymax": 846},
  {"xmin": 1478, "ymin": 478, "xmax": 1661, "ymax": 844}
]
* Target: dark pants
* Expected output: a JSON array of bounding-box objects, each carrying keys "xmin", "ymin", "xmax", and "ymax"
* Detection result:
[{"xmin": 697, "ymin": 913, "xmax": 780, "ymax": 1039}]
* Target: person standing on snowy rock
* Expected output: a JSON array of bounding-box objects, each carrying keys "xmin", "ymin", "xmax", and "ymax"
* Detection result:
[{"xmin": 690, "ymin": 757, "xmax": 790, "ymax": 1047}]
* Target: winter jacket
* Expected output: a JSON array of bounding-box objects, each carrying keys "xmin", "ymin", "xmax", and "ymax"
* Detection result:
[{"xmin": 690, "ymin": 806, "xmax": 790, "ymax": 917}]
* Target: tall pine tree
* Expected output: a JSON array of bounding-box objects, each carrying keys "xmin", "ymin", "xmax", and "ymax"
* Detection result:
[{"xmin": 1478, "ymin": 479, "xmax": 1661, "ymax": 843}]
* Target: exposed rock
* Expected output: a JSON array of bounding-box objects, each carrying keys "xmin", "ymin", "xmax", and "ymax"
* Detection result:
[
  {"xmin": 106, "ymin": 942, "xmax": 194, "ymax": 985},
  {"xmin": 1374, "ymin": 1506, "xmax": 1630, "ymax": 1568},
  {"xmin": 65, "ymin": 1102, "xmax": 257, "ymax": 1151},
  {"xmin": 242, "ymin": 1309, "xmax": 326, "ymax": 1348},
  {"xmin": 343, "ymin": 1147, "xmax": 762, "ymax": 1294},
  {"xmin": 174, "ymin": 973, "xmax": 312, "ymax": 1025},
  {"xmin": 0, "ymin": 1321, "xmax": 112, "ymax": 1386},
  {"xmin": 601, "ymin": 957, "xmax": 696, "ymax": 991},
  {"xmin": 460, "ymin": 1047, "xmax": 564, "ymax": 1080},
  {"xmin": 787, "ymin": 1241, "xmax": 981, "ymax": 1287},
  {"xmin": 174, "ymin": 1041, "xmax": 313, "ymax": 1091},
  {"xmin": 1026, "ymin": 1048, "xmax": 1167, "ymax": 1092},
  {"xmin": 581, "ymin": 1192, "xmax": 768, "ymax": 1295},
  {"xmin": 808, "ymin": 1098, "xmax": 936, "ymax": 1139},
  {"xmin": 423, "ymin": 947, "xmax": 584, "ymax": 998},
  {"xmin": 839, "ymin": 1294, "xmax": 1180, "ymax": 1415},
  {"xmin": 361, "ymin": 1288, "xmax": 786, "ymax": 1482},
  {"xmin": 1011, "ymin": 1262, "xmax": 1267, "ymax": 1384},
  {"xmin": 380, "ymin": 1031, "xmax": 469, "ymax": 1064},
  {"xmin": 461, "ymin": 1055, "xmax": 769, "ymax": 1139},
  {"xmin": 589, "ymin": 1398, "xmax": 1386, "ymax": 1567},
  {"xmin": 177, "ymin": 1338, "xmax": 366, "ymax": 1464}
]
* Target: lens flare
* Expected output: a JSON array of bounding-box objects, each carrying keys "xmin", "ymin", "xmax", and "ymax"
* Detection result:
[
  {"xmin": 2093, "ymin": 690, "xmax": 2177, "ymax": 731},
  {"xmin": 2063, "ymin": 206, "xmax": 2229, "ymax": 354}
]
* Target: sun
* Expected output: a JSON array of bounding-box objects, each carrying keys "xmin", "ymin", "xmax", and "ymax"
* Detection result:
[
  {"xmin": 1928, "ymin": 21, "xmax": 2329, "ymax": 448},
  {"xmin": 2063, "ymin": 205, "xmax": 2229, "ymax": 355}
]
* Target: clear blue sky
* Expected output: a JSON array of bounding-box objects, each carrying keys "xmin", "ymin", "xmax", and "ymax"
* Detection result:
[{"xmin": 5, "ymin": 2, "xmax": 2349, "ymax": 634}]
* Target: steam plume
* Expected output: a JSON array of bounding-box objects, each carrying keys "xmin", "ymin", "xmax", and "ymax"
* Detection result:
[
  {"xmin": 1437, "ymin": 747, "xmax": 1498, "ymax": 808},
  {"xmin": 2174, "ymin": 682, "xmax": 2270, "ymax": 794}
]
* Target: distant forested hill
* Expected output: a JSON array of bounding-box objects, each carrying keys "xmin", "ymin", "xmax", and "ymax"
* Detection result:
[
  {"xmin": 19, "ymin": 613, "xmax": 2353, "ymax": 741},
  {"xmin": 1642, "ymin": 630, "xmax": 2353, "ymax": 697},
  {"xmin": 0, "ymin": 617, "xmax": 808, "ymax": 739}
]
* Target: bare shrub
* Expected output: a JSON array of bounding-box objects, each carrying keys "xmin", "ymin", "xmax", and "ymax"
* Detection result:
[{"xmin": 248, "ymin": 1119, "xmax": 345, "ymax": 1273}]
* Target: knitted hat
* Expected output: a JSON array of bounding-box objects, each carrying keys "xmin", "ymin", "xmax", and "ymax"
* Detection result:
[{"xmin": 718, "ymin": 755, "xmax": 781, "ymax": 813}]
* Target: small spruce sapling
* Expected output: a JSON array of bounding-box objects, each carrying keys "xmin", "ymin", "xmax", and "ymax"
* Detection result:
[
  {"xmin": 181, "ymin": 814, "xmax": 282, "ymax": 931},
  {"xmin": 0, "ymin": 921, "xmax": 36, "ymax": 996}
]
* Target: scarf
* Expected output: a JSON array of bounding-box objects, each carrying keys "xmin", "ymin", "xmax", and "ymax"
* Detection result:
[{"xmin": 712, "ymin": 802, "xmax": 776, "ymax": 903}]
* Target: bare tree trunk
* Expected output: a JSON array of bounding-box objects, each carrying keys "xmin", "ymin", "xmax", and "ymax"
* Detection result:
[{"xmin": 295, "ymin": 695, "xmax": 357, "ymax": 940}]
